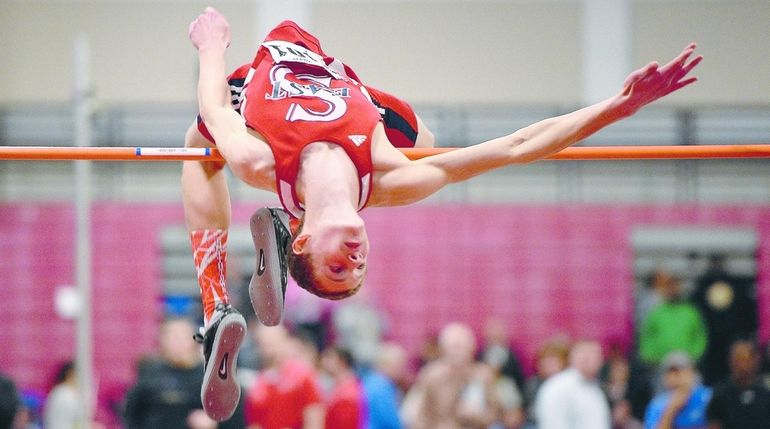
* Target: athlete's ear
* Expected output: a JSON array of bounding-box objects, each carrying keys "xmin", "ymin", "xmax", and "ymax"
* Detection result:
[{"xmin": 292, "ymin": 234, "xmax": 310, "ymax": 254}]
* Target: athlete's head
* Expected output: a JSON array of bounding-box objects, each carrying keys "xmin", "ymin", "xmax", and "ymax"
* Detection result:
[{"xmin": 286, "ymin": 215, "xmax": 369, "ymax": 300}]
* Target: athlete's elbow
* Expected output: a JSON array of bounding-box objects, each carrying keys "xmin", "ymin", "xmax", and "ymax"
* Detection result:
[
  {"xmin": 197, "ymin": 96, "xmax": 232, "ymax": 126},
  {"xmin": 198, "ymin": 105, "xmax": 226, "ymax": 127},
  {"xmin": 229, "ymin": 155, "xmax": 270, "ymax": 186},
  {"xmin": 506, "ymin": 133, "xmax": 537, "ymax": 164},
  {"xmin": 226, "ymin": 140, "xmax": 272, "ymax": 186},
  {"xmin": 509, "ymin": 149, "xmax": 539, "ymax": 165}
]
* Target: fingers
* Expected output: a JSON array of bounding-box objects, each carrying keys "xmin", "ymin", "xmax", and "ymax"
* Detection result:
[
  {"xmin": 660, "ymin": 43, "xmax": 698, "ymax": 75},
  {"xmin": 665, "ymin": 76, "xmax": 698, "ymax": 96},
  {"xmin": 644, "ymin": 61, "xmax": 659, "ymax": 74},
  {"xmin": 668, "ymin": 54, "xmax": 701, "ymax": 83},
  {"xmin": 668, "ymin": 54, "xmax": 702, "ymax": 89},
  {"xmin": 682, "ymin": 55, "xmax": 703, "ymax": 76},
  {"xmin": 623, "ymin": 61, "xmax": 658, "ymax": 89},
  {"xmin": 622, "ymin": 43, "xmax": 700, "ymax": 101},
  {"xmin": 190, "ymin": 7, "xmax": 224, "ymax": 30},
  {"xmin": 644, "ymin": 61, "xmax": 659, "ymax": 78},
  {"xmin": 675, "ymin": 42, "xmax": 697, "ymax": 64},
  {"xmin": 188, "ymin": 7, "xmax": 232, "ymax": 49}
]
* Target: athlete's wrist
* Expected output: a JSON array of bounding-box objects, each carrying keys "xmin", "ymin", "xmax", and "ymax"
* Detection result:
[
  {"xmin": 197, "ymin": 42, "xmax": 228, "ymax": 56},
  {"xmin": 604, "ymin": 93, "xmax": 638, "ymax": 120}
]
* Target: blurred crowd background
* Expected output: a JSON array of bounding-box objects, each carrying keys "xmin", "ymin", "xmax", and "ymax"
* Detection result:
[
  {"xmin": 3, "ymin": 257, "xmax": 770, "ymax": 428},
  {"xmin": 2, "ymin": 1, "xmax": 770, "ymax": 428}
]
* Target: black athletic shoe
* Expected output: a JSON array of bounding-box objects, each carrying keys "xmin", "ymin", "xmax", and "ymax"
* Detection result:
[
  {"xmin": 194, "ymin": 303, "xmax": 247, "ymax": 421},
  {"xmin": 248, "ymin": 207, "xmax": 291, "ymax": 326}
]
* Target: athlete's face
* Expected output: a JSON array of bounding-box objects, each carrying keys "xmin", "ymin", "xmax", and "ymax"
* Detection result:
[{"xmin": 304, "ymin": 220, "xmax": 369, "ymax": 296}]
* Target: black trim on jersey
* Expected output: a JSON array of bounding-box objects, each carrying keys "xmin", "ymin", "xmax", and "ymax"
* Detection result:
[
  {"xmin": 228, "ymin": 77, "xmax": 246, "ymax": 89},
  {"xmin": 228, "ymin": 77, "xmax": 246, "ymax": 113},
  {"xmin": 380, "ymin": 106, "xmax": 418, "ymax": 144}
]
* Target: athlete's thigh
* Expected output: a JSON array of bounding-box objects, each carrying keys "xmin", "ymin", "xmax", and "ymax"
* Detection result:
[{"xmin": 185, "ymin": 121, "xmax": 216, "ymax": 148}]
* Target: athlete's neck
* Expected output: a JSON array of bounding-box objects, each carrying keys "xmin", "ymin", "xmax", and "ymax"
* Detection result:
[{"xmin": 296, "ymin": 142, "xmax": 360, "ymax": 227}]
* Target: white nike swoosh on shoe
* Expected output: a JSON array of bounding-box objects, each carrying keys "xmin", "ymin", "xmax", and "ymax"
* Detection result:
[
  {"xmin": 257, "ymin": 249, "xmax": 266, "ymax": 275},
  {"xmin": 218, "ymin": 353, "xmax": 229, "ymax": 380}
]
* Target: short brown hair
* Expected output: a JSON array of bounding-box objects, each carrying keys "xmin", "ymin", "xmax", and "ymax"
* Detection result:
[{"xmin": 286, "ymin": 217, "xmax": 364, "ymax": 300}]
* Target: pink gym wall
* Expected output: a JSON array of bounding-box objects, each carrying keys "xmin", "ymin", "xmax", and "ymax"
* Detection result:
[{"xmin": 1, "ymin": 202, "xmax": 769, "ymax": 423}]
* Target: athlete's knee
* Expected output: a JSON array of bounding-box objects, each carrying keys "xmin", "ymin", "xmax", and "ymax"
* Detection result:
[
  {"xmin": 185, "ymin": 123, "xmax": 211, "ymax": 148},
  {"xmin": 415, "ymin": 128, "xmax": 435, "ymax": 148},
  {"xmin": 184, "ymin": 123, "xmax": 225, "ymax": 172},
  {"xmin": 414, "ymin": 116, "xmax": 435, "ymax": 148}
]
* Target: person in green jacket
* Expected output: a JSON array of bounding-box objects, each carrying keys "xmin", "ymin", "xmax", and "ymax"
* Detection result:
[{"xmin": 639, "ymin": 270, "xmax": 707, "ymax": 367}]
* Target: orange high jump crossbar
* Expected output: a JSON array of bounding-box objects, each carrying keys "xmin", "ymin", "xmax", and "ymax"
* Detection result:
[{"xmin": 0, "ymin": 145, "xmax": 769, "ymax": 161}]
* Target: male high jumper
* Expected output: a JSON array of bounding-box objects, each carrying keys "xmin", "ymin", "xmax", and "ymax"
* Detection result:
[{"xmin": 184, "ymin": 7, "xmax": 701, "ymax": 420}]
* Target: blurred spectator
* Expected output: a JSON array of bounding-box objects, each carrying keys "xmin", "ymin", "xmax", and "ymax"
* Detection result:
[
  {"xmin": 612, "ymin": 399, "xmax": 644, "ymax": 429},
  {"xmin": 244, "ymin": 325, "xmax": 324, "ymax": 429},
  {"xmin": 43, "ymin": 362, "xmax": 81, "ymax": 429},
  {"xmin": 601, "ymin": 341, "xmax": 650, "ymax": 426},
  {"xmin": 601, "ymin": 344, "xmax": 644, "ymax": 429},
  {"xmin": 401, "ymin": 322, "xmax": 496, "ymax": 429},
  {"xmin": 487, "ymin": 363, "xmax": 525, "ymax": 429},
  {"xmin": 288, "ymin": 329, "xmax": 322, "ymax": 368},
  {"xmin": 643, "ymin": 351, "xmax": 711, "ymax": 429},
  {"xmin": 691, "ymin": 255, "xmax": 758, "ymax": 385},
  {"xmin": 124, "ymin": 318, "xmax": 221, "ymax": 429},
  {"xmin": 638, "ymin": 271, "xmax": 707, "ymax": 368},
  {"xmin": 0, "ymin": 373, "xmax": 20, "ymax": 429},
  {"xmin": 523, "ymin": 335, "xmax": 570, "ymax": 412},
  {"xmin": 479, "ymin": 318, "xmax": 526, "ymax": 394},
  {"xmin": 477, "ymin": 318, "xmax": 526, "ymax": 428},
  {"xmin": 361, "ymin": 342, "xmax": 408, "ymax": 429},
  {"xmin": 636, "ymin": 269, "xmax": 671, "ymax": 330},
  {"xmin": 706, "ymin": 340, "xmax": 770, "ymax": 429},
  {"xmin": 456, "ymin": 363, "xmax": 499, "ymax": 429},
  {"xmin": 14, "ymin": 391, "xmax": 43, "ymax": 429},
  {"xmin": 534, "ymin": 340, "xmax": 611, "ymax": 429},
  {"xmin": 415, "ymin": 332, "xmax": 441, "ymax": 370},
  {"xmin": 320, "ymin": 346, "xmax": 366, "ymax": 429},
  {"xmin": 332, "ymin": 289, "xmax": 385, "ymax": 368},
  {"xmin": 284, "ymin": 276, "xmax": 332, "ymax": 353},
  {"xmin": 603, "ymin": 342, "xmax": 632, "ymax": 405}
]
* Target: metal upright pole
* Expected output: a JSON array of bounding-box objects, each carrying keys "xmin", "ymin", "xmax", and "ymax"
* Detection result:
[
  {"xmin": 73, "ymin": 32, "xmax": 94, "ymax": 428},
  {"xmin": 580, "ymin": 0, "xmax": 632, "ymax": 104}
]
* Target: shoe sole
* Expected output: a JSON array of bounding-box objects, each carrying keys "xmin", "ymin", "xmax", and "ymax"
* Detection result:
[
  {"xmin": 201, "ymin": 313, "xmax": 247, "ymax": 421},
  {"xmin": 248, "ymin": 208, "xmax": 288, "ymax": 326}
]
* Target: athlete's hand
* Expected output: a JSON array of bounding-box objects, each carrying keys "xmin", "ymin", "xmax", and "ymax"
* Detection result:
[
  {"xmin": 189, "ymin": 7, "xmax": 231, "ymax": 51},
  {"xmin": 617, "ymin": 43, "xmax": 702, "ymax": 116}
]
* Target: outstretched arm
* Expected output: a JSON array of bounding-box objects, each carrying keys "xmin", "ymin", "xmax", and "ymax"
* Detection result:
[
  {"xmin": 188, "ymin": 8, "xmax": 275, "ymax": 187},
  {"xmin": 372, "ymin": 44, "xmax": 702, "ymax": 206},
  {"xmin": 188, "ymin": 8, "xmax": 259, "ymax": 155}
]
